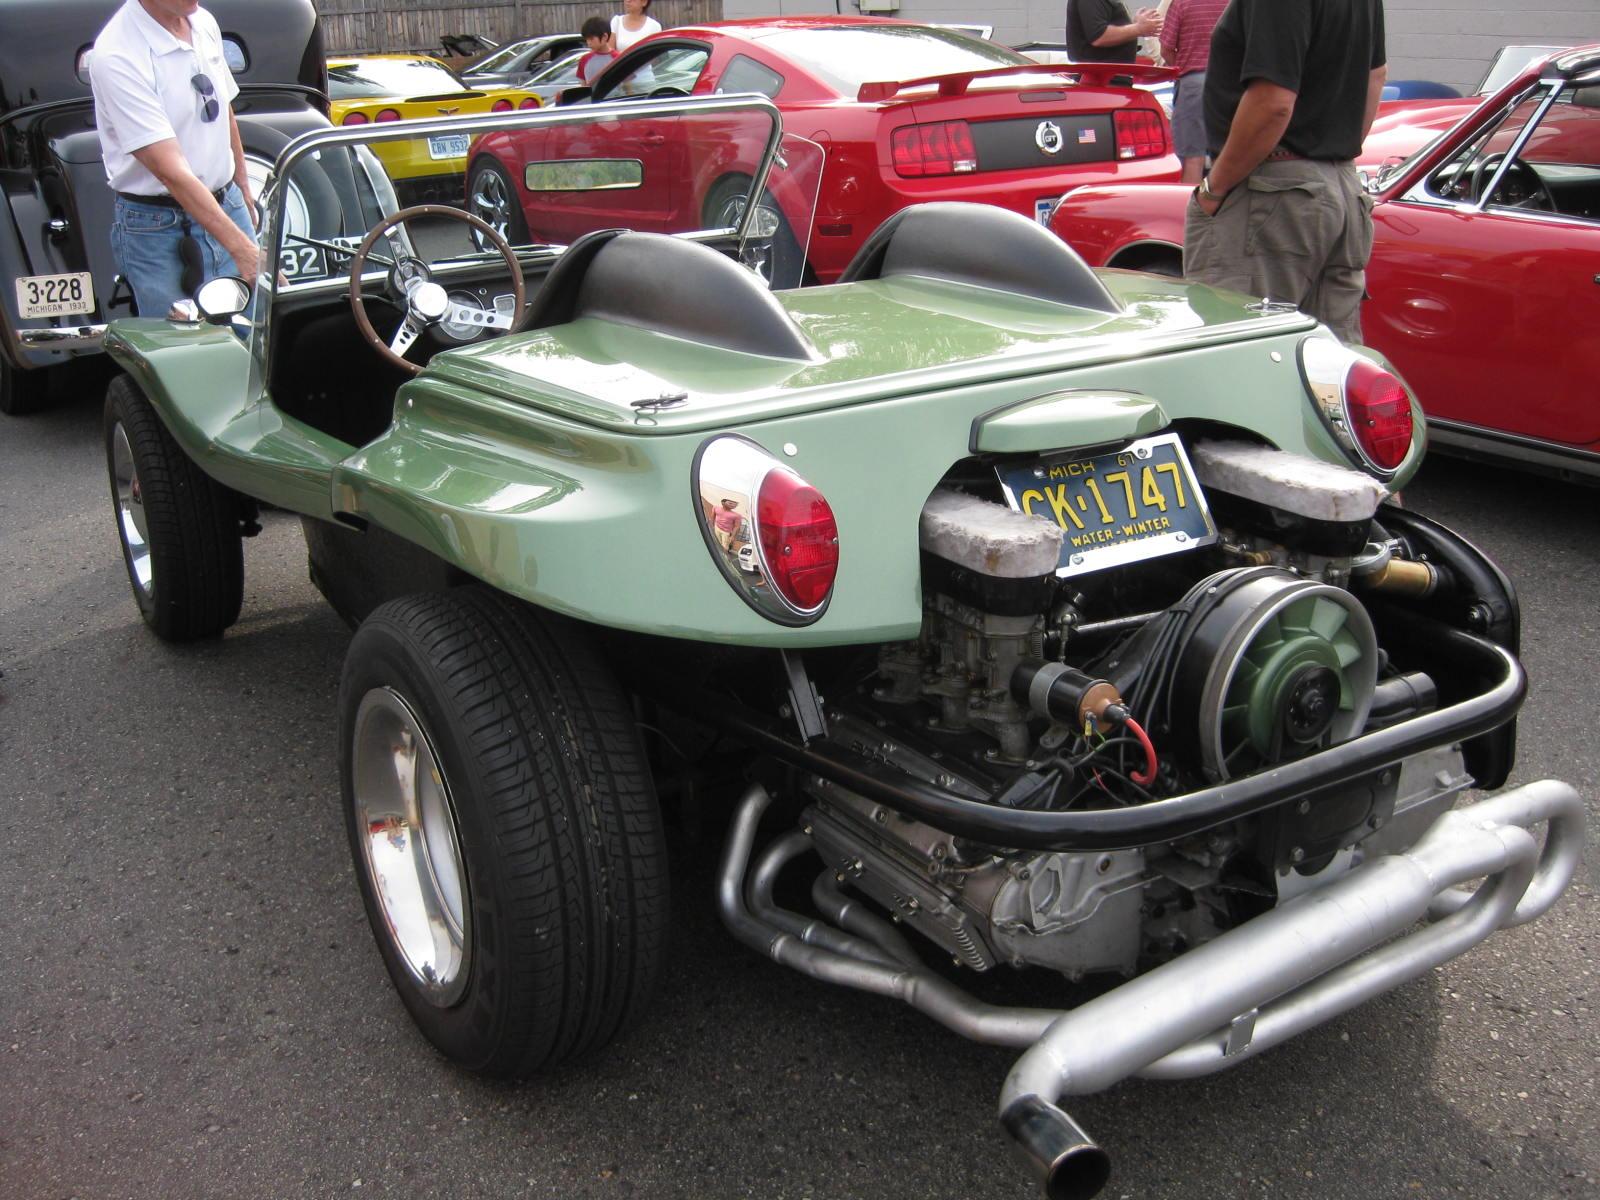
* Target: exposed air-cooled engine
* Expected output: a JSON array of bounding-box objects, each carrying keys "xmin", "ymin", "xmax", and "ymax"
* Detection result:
[{"xmin": 801, "ymin": 439, "xmax": 1471, "ymax": 979}]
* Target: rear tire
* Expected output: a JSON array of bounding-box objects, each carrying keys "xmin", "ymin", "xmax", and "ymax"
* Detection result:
[
  {"xmin": 0, "ymin": 358, "xmax": 51, "ymax": 416},
  {"xmin": 104, "ymin": 374, "xmax": 244, "ymax": 641},
  {"xmin": 340, "ymin": 589, "xmax": 669, "ymax": 1077},
  {"xmin": 705, "ymin": 175, "xmax": 805, "ymax": 289}
]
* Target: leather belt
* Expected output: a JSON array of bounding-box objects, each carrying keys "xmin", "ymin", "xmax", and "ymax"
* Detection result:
[
  {"xmin": 1263, "ymin": 148, "xmax": 1305, "ymax": 162},
  {"xmin": 115, "ymin": 185, "xmax": 231, "ymax": 209}
]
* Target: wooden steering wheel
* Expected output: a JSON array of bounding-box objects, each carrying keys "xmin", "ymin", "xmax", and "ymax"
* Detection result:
[{"xmin": 347, "ymin": 204, "xmax": 528, "ymax": 376}]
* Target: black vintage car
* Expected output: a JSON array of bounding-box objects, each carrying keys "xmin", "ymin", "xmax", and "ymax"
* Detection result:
[{"xmin": 0, "ymin": 0, "xmax": 329, "ymax": 414}]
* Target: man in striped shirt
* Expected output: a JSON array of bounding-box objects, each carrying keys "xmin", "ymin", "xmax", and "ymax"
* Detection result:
[{"xmin": 1159, "ymin": 0, "xmax": 1230, "ymax": 183}]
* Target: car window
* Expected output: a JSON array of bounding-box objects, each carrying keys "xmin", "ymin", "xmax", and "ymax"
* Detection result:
[
  {"xmin": 473, "ymin": 42, "xmax": 527, "ymax": 74},
  {"xmin": 328, "ymin": 58, "xmax": 466, "ymax": 100},
  {"xmin": 715, "ymin": 54, "xmax": 785, "ymax": 100},
  {"xmin": 751, "ymin": 26, "xmax": 1030, "ymax": 96},
  {"xmin": 1423, "ymin": 87, "xmax": 1545, "ymax": 204},
  {"xmin": 604, "ymin": 46, "xmax": 710, "ymax": 98},
  {"xmin": 529, "ymin": 51, "xmax": 585, "ymax": 86}
]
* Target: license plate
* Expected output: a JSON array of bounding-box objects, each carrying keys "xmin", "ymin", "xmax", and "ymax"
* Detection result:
[
  {"xmin": 1034, "ymin": 197, "xmax": 1058, "ymax": 225},
  {"xmin": 16, "ymin": 271, "xmax": 93, "ymax": 318},
  {"xmin": 996, "ymin": 433, "xmax": 1217, "ymax": 576},
  {"xmin": 278, "ymin": 244, "xmax": 327, "ymax": 280},
  {"xmin": 428, "ymin": 134, "xmax": 470, "ymax": 160}
]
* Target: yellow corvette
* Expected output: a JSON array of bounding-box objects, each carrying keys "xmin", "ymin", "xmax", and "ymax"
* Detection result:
[{"xmin": 326, "ymin": 55, "xmax": 540, "ymax": 204}]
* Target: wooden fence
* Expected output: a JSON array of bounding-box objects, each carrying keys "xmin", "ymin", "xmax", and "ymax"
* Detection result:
[{"xmin": 317, "ymin": 0, "xmax": 726, "ymax": 54}]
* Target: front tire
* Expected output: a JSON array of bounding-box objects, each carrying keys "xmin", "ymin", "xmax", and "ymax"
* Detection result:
[
  {"xmin": 104, "ymin": 374, "xmax": 244, "ymax": 640},
  {"xmin": 340, "ymin": 589, "xmax": 668, "ymax": 1077},
  {"xmin": 0, "ymin": 358, "xmax": 51, "ymax": 416},
  {"xmin": 466, "ymin": 158, "xmax": 530, "ymax": 249}
]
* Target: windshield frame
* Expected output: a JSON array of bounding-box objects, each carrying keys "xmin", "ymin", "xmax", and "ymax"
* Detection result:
[{"xmin": 253, "ymin": 94, "xmax": 789, "ymax": 393}]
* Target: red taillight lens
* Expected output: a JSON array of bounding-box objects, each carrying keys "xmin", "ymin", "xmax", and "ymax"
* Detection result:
[
  {"xmin": 757, "ymin": 469, "xmax": 839, "ymax": 612},
  {"xmin": 519, "ymin": 97, "xmax": 539, "ymax": 110},
  {"xmin": 341, "ymin": 111, "xmax": 369, "ymax": 125},
  {"xmin": 891, "ymin": 121, "xmax": 978, "ymax": 178},
  {"xmin": 1113, "ymin": 108, "xmax": 1168, "ymax": 160},
  {"xmin": 1344, "ymin": 357, "xmax": 1413, "ymax": 470},
  {"xmin": 375, "ymin": 108, "xmax": 401, "ymax": 122},
  {"xmin": 491, "ymin": 98, "xmax": 513, "ymax": 112}
]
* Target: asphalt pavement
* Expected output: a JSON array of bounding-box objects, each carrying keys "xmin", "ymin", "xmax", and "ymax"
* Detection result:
[{"xmin": 2, "ymin": 374, "xmax": 1595, "ymax": 1200}]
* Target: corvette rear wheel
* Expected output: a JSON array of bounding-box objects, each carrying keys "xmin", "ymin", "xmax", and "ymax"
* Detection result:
[
  {"xmin": 340, "ymin": 589, "xmax": 669, "ymax": 1077},
  {"xmin": 104, "ymin": 374, "xmax": 244, "ymax": 641}
]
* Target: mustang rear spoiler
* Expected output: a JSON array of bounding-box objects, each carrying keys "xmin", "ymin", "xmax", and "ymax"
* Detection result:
[{"xmin": 856, "ymin": 62, "xmax": 1176, "ymax": 103}]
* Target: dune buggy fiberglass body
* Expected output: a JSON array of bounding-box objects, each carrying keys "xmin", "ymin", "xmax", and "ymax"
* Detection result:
[{"xmin": 99, "ymin": 95, "xmax": 1582, "ymax": 1199}]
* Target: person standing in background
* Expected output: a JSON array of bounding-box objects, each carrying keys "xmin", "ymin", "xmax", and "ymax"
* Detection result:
[
  {"xmin": 90, "ymin": 0, "xmax": 258, "ymax": 319},
  {"xmin": 576, "ymin": 16, "xmax": 617, "ymax": 83},
  {"xmin": 1185, "ymin": 0, "xmax": 1387, "ymax": 345},
  {"xmin": 611, "ymin": 0, "xmax": 661, "ymax": 55},
  {"xmin": 1159, "ymin": 0, "xmax": 1230, "ymax": 183},
  {"xmin": 1066, "ymin": 0, "xmax": 1163, "ymax": 66}
]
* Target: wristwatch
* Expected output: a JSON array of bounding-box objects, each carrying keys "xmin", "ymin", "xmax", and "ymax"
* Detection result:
[{"xmin": 1198, "ymin": 175, "xmax": 1228, "ymax": 204}]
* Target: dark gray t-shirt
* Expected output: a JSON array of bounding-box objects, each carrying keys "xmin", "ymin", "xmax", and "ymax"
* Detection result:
[
  {"xmin": 1203, "ymin": 0, "xmax": 1387, "ymax": 160},
  {"xmin": 1067, "ymin": 0, "xmax": 1139, "ymax": 65}
]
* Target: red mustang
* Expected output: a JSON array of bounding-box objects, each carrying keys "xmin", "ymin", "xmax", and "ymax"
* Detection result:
[
  {"xmin": 1048, "ymin": 45, "xmax": 1600, "ymax": 480},
  {"xmin": 467, "ymin": 17, "xmax": 1180, "ymax": 286}
]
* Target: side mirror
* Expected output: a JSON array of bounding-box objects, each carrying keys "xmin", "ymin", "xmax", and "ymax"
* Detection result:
[
  {"xmin": 556, "ymin": 85, "xmax": 592, "ymax": 107},
  {"xmin": 195, "ymin": 276, "xmax": 251, "ymax": 324}
]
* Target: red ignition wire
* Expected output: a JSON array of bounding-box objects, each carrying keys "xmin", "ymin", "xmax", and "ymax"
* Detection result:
[{"xmin": 1122, "ymin": 715, "xmax": 1159, "ymax": 786}]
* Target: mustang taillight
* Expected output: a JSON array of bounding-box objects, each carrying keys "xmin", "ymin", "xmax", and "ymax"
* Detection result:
[
  {"xmin": 342, "ymin": 111, "xmax": 369, "ymax": 125},
  {"xmin": 491, "ymin": 98, "xmax": 513, "ymax": 112},
  {"xmin": 694, "ymin": 436, "xmax": 839, "ymax": 625},
  {"xmin": 1113, "ymin": 108, "xmax": 1168, "ymax": 160},
  {"xmin": 1300, "ymin": 337, "xmax": 1416, "ymax": 475},
  {"xmin": 518, "ymin": 97, "xmax": 540, "ymax": 110},
  {"xmin": 375, "ymin": 108, "xmax": 402, "ymax": 122},
  {"xmin": 891, "ymin": 121, "xmax": 978, "ymax": 178}
]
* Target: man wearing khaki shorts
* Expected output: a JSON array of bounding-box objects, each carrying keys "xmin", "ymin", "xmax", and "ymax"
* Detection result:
[{"xmin": 1184, "ymin": 0, "xmax": 1387, "ymax": 345}]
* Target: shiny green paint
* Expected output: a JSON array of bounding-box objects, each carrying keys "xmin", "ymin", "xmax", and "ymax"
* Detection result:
[
  {"xmin": 105, "ymin": 319, "xmax": 347, "ymax": 517},
  {"xmin": 108, "ymin": 272, "xmax": 1427, "ymax": 648},
  {"xmin": 972, "ymin": 391, "xmax": 1169, "ymax": 455}
]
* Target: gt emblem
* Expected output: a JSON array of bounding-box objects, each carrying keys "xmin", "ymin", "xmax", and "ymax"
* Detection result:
[{"xmin": 1035, "ymin": 120, "xmax": 1064, "ymax": 155}]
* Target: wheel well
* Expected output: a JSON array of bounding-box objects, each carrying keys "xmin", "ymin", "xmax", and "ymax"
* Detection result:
[{"xmin": 1107, "ymin": 243, "xmax": 1183, "ymax": 277}]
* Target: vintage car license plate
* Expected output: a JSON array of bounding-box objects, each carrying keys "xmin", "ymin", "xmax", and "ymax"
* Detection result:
[
  {"xmin": 428, "ymin": 133, "xmax": 471, "ymax": 160},
  {"xmin": 16, "ymin": 271, "xmax": 93, "ymax": 318},
  {"xmin": 1034, "ymin": 197, "xmax": 1057, "ymax": 225},
  {"xmin": 279, "ymin": 243, "xmax": 327, "ymax": 280},
  {"xmin": 996, "ymin": 432, "xmax": 1217, "ymax": 576}
]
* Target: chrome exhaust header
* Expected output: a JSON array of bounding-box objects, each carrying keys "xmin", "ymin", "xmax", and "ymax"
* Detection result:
[{"xmin": 716, "ymin": 780, "xmax": 1583, "ymax": 1199}]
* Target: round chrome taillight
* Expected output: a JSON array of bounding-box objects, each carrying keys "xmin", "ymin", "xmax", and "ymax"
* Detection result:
[
  {"xmin": 1299, "ymin": 337, "xmax": 1416, "ymax": 476},
  {"xmin": 693, "ymin": 435, "xmax": 839, "ymax": 625}
]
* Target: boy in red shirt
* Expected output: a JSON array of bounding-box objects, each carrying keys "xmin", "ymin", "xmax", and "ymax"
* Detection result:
[{"xmin": 576, "ymin": 17, "xmax": 617, "ymax": 84}]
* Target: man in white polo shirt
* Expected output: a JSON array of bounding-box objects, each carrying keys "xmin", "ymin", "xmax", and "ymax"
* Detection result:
[{"xmin": 90, "ymin": 0, "xmax": 260, "ymax": 319}]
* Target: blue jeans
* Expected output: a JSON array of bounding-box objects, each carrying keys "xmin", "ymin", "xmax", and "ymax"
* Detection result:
[{"xmin": 110, "ymin": 183, "xmax": 254, "ymax": 319}]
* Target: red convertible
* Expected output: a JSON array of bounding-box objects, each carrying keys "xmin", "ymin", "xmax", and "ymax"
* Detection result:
[
  {"xmin": 1048, "ymin": 45, "xmax": 1600, "ymax": 480},
  {"xmin": 466, "ymin": 17, "xmax": 1180, "ymax": 287}
]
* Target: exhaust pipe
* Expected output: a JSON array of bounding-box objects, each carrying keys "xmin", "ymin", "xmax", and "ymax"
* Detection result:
[{"xmin": 1001, "ymin": 1095, "xmax": 1111, "ymax": 1200}]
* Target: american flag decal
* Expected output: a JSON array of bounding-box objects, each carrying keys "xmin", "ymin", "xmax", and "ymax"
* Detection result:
[{"xmin": 1078, "ymin": 129, "xmax": 1096, "ymax": 144}]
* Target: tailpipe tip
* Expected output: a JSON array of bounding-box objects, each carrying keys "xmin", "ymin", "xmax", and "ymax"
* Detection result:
[{"xmin": 1001, "ymin": 1096, "xmax": 1113, "ymax": 1200}]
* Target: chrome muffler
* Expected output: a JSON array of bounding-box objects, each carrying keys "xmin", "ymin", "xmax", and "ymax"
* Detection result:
[{"xmin": 716, "ymin": 780, "xmax": 1583, "ymax": 1200}]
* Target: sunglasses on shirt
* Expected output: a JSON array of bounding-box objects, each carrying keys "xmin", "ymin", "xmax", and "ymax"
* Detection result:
[{"xmin": 190, "ymin": 70, "xmax": 219, "ymax": 123}]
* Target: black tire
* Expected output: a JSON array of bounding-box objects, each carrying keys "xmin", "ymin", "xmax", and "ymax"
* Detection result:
[
  {"xmin": 339, "ymin": 589, "xmax": 669, "ymax": 1077},
  {"xmin": 0, "ymin": 357, "xmax": 51, "ymax": 416},
  {"xmin": 103, "ymin": 374, "xmax": 244, "ymax": 641},
  {"xmin": 466, "ymin": 157, "xmax": 530, "ymax": 249},
  {"xmin": 704, "ymin": 175, "xmax": 806, "ymax": 289}
]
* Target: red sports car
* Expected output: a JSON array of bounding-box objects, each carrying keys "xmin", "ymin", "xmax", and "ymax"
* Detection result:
[
  {"xmin": 1047, "ymin": 45, "xmax": 1600, "ymax": 481},
  {"xmin": 466, "ymin": 17, "xmax": 1180, "ymax": 287}
]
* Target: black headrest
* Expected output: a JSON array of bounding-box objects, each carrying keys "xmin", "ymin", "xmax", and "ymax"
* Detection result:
[
  {"xmin": 838, "ymin": 202, "xmax": 1122, "ymax": 314},
  {"xmin": 525, "ymin": 230, "xmax": 815, "ymax": 361}
]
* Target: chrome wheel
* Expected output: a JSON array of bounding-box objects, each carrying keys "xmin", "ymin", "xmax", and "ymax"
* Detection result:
[
  {"xmin": 350, "ymin": 687, "xmax": 471, "ymax": 1007},
  {"xmin": 469, "ymin": 168, "xmax": 513, "ymax": 248},
  {"xmin": 109, "ymin": 419, "xmax": 152, "ymax": 598},
  {"xmin": 717, "ymin": 190, "xmax": 784, "ymax": 285}
]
